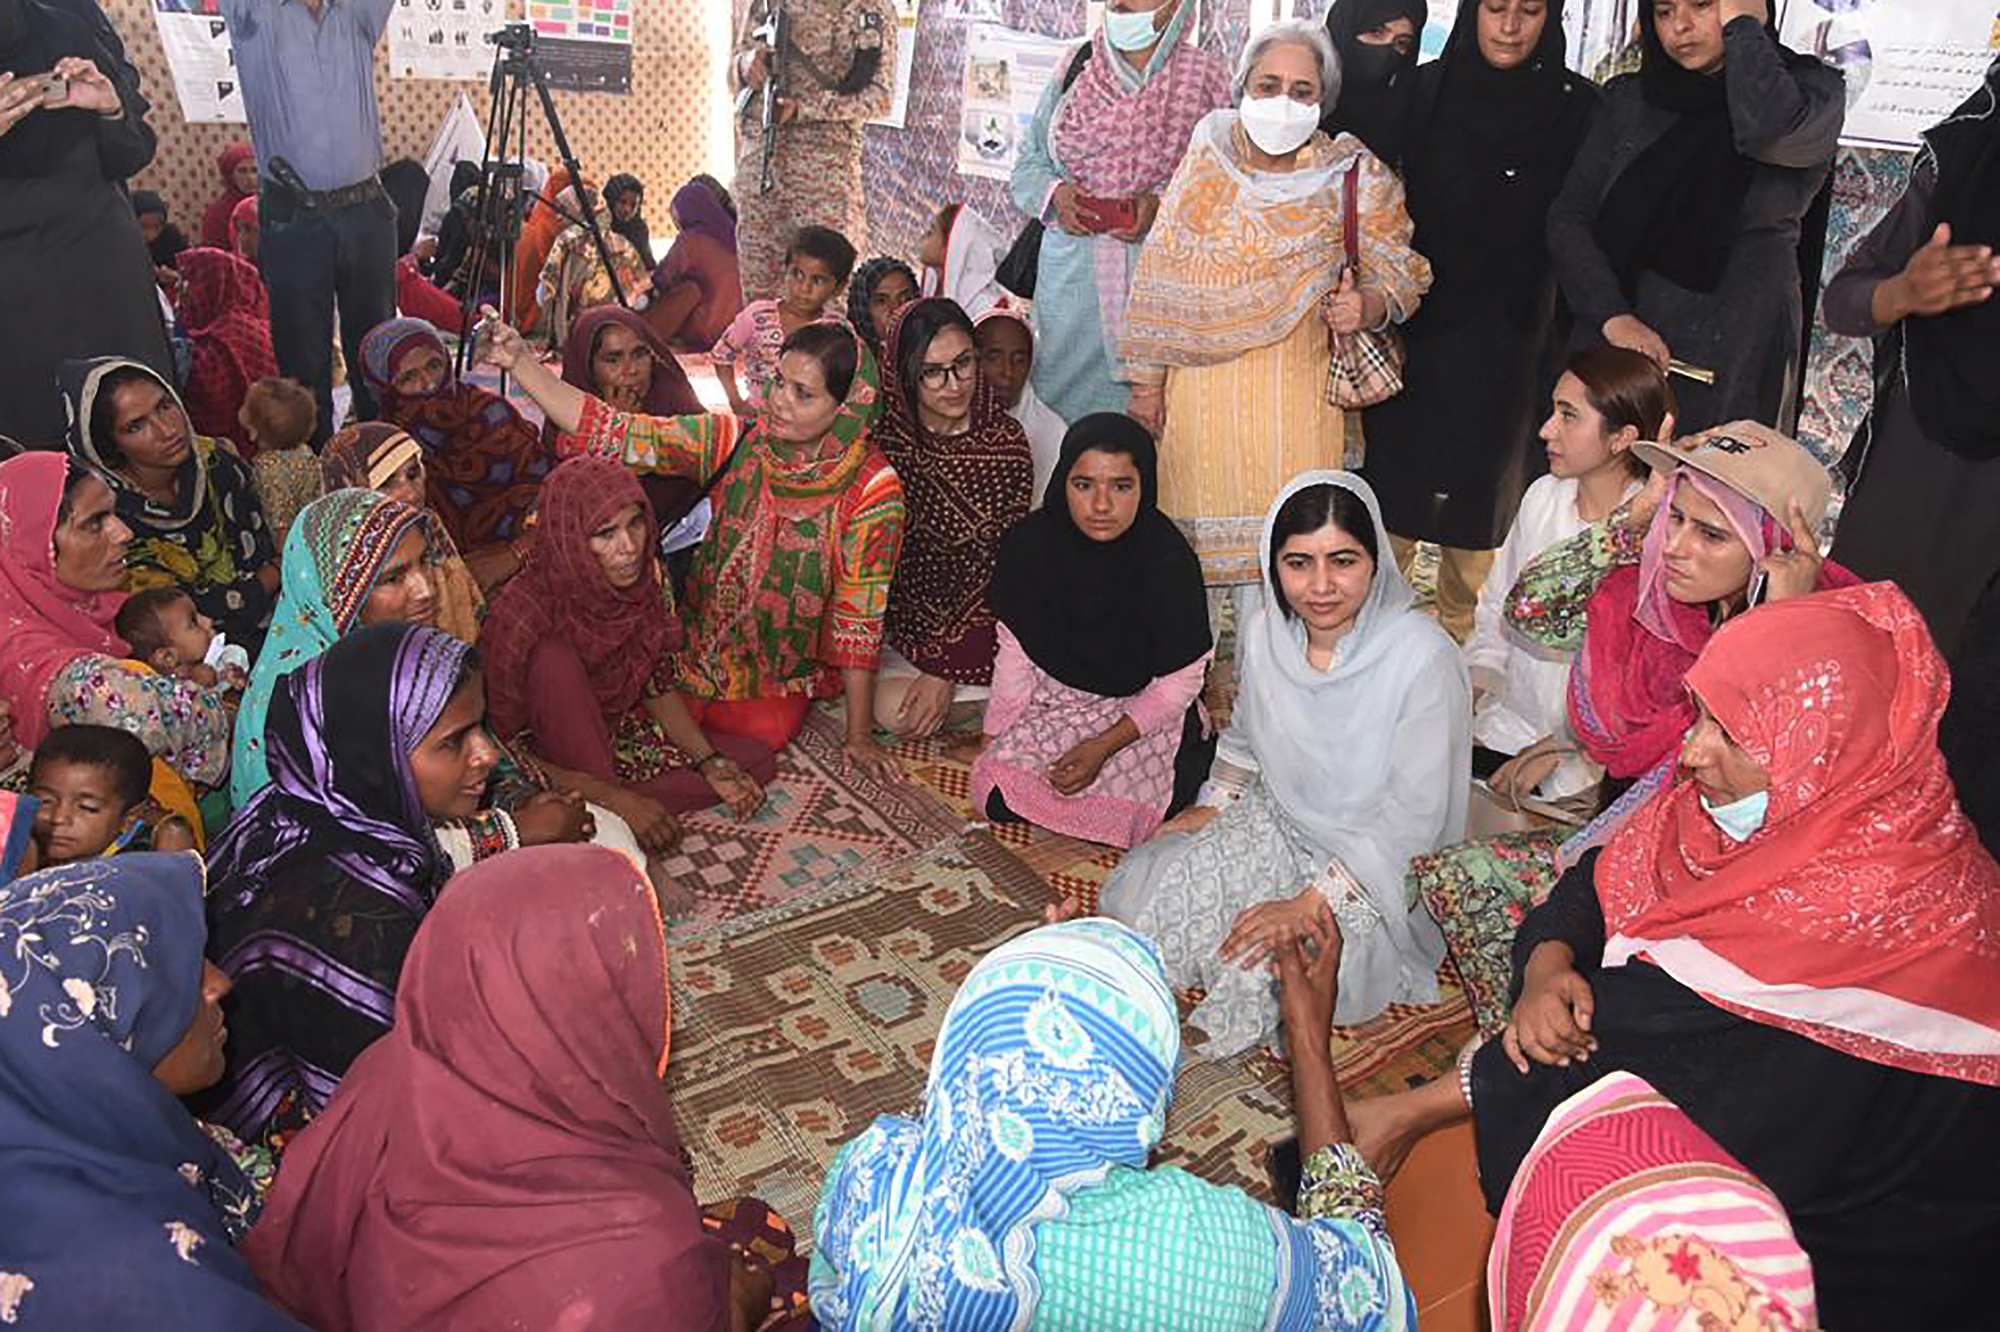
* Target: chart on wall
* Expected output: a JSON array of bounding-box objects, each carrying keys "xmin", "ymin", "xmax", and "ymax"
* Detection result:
[
  {"xmin": 390, "ymin": 0, "xmax": 506, "ymax": 81},
  {"xmin": 1777, "ymin": 0, "xmax": 1999, "ymax": 150},
  {"xmin": 150, "ymin": 0, "xmax": 244, "ymax": 123},
  {"xmin": 956, "ymin": 23, "xmax": 1074, "ymax": 181},
  {"xmin": 524, "ymin": 0, "xmax": 635, "ymax": 93}
]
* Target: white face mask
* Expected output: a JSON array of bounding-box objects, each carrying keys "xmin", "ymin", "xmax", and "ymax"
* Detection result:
[
  {"xmin": 1238, "ymin": 94, "xmax": 1320, "ymax": 156},
  {"xmin": 1103, "ymin": 5, "xmax": 1161, "ymax": 53},
  {"xmin": 1700, "ymin": 789, "xmax": 1769, "ymax": 843}
]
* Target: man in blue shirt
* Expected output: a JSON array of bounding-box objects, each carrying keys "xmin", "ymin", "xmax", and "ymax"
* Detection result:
[{"xmin": 219, "ymin": 0, "xmax": 400, "ymax": 440}]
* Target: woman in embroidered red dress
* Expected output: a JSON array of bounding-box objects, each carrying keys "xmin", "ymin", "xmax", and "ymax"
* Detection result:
[
  {"xmin": 476, "ymin": 313, "xmax": 907, "ymax": 782},
  {"xmin": 176, "ymin": 246, "xmax": 276, "ymax": 456},
  {"xmin": 1343, "ymin": 581, "xmax": 2000, "ymax": 1329},
  {"xmin": 870, "ymin": 297, "xmax": 1032, "ymax": 737}
]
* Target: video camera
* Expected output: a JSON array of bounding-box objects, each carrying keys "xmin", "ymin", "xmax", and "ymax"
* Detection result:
[{"xmin": 486, "ymin": 22, "xmax": 535, "ymax": 53}]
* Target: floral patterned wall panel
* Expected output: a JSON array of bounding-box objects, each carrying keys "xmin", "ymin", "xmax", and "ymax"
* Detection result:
[{"xmin": 106, "ymin": 0, "xmax": 716, "ymax": 243}]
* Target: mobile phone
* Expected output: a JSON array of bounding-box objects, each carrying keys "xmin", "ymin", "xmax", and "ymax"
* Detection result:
[
  {"xmin": 38, "ymin": 74, "xmax": 68, "ymax": 107},
  {"xmin": 1076, "ymin": 193, "xmax": 1137, "ymax": 233}
]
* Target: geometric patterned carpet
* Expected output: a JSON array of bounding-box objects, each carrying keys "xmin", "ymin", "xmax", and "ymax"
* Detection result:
[{"xmin": 665, "ymin": 709, "xmax": 1474, "ymax": 1239}]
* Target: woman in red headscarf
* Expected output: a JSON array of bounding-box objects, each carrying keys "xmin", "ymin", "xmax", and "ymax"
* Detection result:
[
  {"xmin": 1343, "ymin": 581, "xmax": 2000, "ymax": 1329},
  {"xmin": 477, "ymin": 456, "xmax": 776, "ymax": 857},
  {"xmin": 244, "ymin": 845, "xmax": 810, "ymax": 1332},
  {"xmin": 176, "ymin": 247, "xmax": 276, "ymax": 455},
  {"xmin": 200, "ymin": 143, "xmax": 258, "ymax": 251}
]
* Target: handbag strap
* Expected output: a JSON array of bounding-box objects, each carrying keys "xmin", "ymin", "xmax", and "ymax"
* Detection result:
[{"xmin": 1341, "ymin": 159, "xmax": 1361, "ymax": 274}]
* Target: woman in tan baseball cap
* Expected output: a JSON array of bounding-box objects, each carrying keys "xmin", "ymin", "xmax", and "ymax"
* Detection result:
[{"xmin": 1410, "ymin": 419, "xmax": 1860, "ymax": 1036}]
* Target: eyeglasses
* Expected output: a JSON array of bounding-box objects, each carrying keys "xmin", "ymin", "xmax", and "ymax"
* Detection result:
[{"xmin": 918, "ymin": 351, "xmax": 977, "ymax": 390}]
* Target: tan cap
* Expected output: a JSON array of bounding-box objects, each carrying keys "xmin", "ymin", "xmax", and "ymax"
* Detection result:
[{"xmin": 1630, "ymin": 420, "xmax": 1834, "ymax": 528}]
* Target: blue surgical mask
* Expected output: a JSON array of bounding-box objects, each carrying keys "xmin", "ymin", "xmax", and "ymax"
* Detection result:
[
  {"xmin": 1700, "ymin": 789, "xmax": 1769, "ymax": 843},
  {"xmin": 1103, "ymin": 5, "xmax": 1161, "ymax": 53}
]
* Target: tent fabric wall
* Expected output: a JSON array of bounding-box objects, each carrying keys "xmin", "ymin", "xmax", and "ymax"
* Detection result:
[{"xmin": 107, "ymin": 0, "xmax": 716, "ymax": 248}]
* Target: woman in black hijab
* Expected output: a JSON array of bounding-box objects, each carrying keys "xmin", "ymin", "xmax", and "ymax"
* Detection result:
[
  {"xmin": 1319, "ymin": 0, "xmax": 1426, "ymax": 163},
  {"xmin": 973, "ymin": 413, "xmax": 1214, "ymax": 849},
  {"xmin": 0, "ymin": 0, "xmax": 171, "ymax": 447},
  {"xmin": 1546, "ymin": 0, "xmax": 1840, "ymax": 433},
  {"xmin": 1359, "ymin": 0, "xmax": 1598, "ymax": 642},
  {"xmin": 604, "ymin": 173, "xmax": 650, "ymax": 262}
]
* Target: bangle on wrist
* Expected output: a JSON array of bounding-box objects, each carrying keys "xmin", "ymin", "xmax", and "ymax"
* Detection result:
[{"xmin": 695, "ymin": 751, "xmax": 725, "ymax": 769}]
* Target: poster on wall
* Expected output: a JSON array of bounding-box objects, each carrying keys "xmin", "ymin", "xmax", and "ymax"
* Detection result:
[
  {"xmin": 390, "ymin": 0, "xmax": 505, "ymax": 81},
  {"xmin": 956, "ymin": 23, "xmax": 1075, "ymax": 181},
  {"xmin": 1563, "ymin": 0, "xmax": 1643, "ymax": 84},
  {"xmin": 870, "ymin": 0, "xmax": 923, "ymax": 129},
  {"xmin": 150, "ymin": 1, "xmax": 244, "ymax": 124},
  {"xmin": 1777, "ymin": 0, "xmax": 2000, "ymax": 150},
  {"xmin": 525, "ymin": 0, "xmax": 635, "ymax": 93}
]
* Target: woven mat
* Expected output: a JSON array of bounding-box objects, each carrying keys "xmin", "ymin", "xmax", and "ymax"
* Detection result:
[{"xmin": 668, "ymin": 723, "xmax": 1473, "ymax": 1230}]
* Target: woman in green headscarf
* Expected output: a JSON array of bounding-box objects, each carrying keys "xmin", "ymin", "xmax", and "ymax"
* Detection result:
[
  {"xmin": 230, "ymin": 489, "xmax": 437, "ymax": 806},
  {"xmin": 479, "ymin": 316, "xmax": 909, "ymax": 783}
]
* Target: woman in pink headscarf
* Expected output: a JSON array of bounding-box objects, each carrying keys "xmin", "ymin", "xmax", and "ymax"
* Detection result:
[
  {"xmin": 244, "ymin": 845, "xmax": 807, "ymax": 1332},
  {"xmin": 201, "ymin": 143, "xmax": 258, "ymax": 251}
]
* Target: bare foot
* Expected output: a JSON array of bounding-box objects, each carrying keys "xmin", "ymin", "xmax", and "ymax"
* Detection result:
[
  {"xmin": 1346, "ymin": 1089, "xmax": 1431, "ymax": 1185},
  {"xmin": 1042, "ymin": 892, "xmax": 1085, "ymax": 924}
]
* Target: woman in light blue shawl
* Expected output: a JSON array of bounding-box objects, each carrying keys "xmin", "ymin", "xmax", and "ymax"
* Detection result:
[
  {"xmin": 809, "ymin": 917, "xmax": 1415, "ymax": 1331},
  {"xmin": 229, "ymin": 490, "xmax": 433, "ymax": 806}
]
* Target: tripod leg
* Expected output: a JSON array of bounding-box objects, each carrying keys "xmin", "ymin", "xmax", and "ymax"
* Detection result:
[{"xmin": 526, "ymin": 58, "xmax": 630, "ymax": 311}]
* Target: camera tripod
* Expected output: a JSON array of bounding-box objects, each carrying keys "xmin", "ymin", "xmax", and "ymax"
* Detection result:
[{"xmin": 454, "ymin": 23, "xmax": 628, "ymax": 377}]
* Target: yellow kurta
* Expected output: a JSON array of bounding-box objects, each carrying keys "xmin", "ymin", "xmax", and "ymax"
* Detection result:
[{"xmin": 1158, "ymin": 312, "xmax": 1345, "ymax": 588}]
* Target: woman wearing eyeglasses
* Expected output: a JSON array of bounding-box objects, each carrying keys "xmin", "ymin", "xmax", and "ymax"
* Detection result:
[{"xmin": 870, "ymin": 298, "xmax": 1033, "ymax": 738}]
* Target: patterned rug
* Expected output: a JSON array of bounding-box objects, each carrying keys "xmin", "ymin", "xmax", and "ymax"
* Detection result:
[{"xmin": 669, "ymin": 722, "xmax": 1475, "ymax": 1234}]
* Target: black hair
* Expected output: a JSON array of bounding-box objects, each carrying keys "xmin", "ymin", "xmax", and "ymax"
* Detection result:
[
  {"xmin": 605, "ymin": 172, "xmax": 644, "ymax": 205},
  {"xmin": 30, "ymin": 724, "xmax": 152, "ymax": 813},
  {"xmin": 87, "ymin": 365, "xmax": 166, "ymax": 469},
  {"xmin": 780, "ymin": 322, "xmax": 859, "ymax": 403},
  {"xmin": 892, "ymin": 297, "xmax": 977, "ymax": 424},
  {"xmin": 129, "ymin": 190, "xmax": 169, "ymax": 220},
  {"xmin": 55, "ymin": 458, "xmax": 93, "ymax": 526},
  {"xmin": 113, "ymin": 585, "xmax": 194, "ymax": 661},
  {"xmin": 1266, "ymin": 483, "xmax": 1378, "ymax": 618},
  {"xmin": 785, "ymin": 224, "xmax": 858, "ymax": 286}
]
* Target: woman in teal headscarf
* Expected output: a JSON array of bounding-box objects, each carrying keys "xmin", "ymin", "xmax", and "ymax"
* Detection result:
[
  {"xmin": 809, "ymin": 917, "xmax": 1415, "ymax": 1330},
  {"xmin": 230, "ymin": 490, "xmax": 435, "ymax": 806}
]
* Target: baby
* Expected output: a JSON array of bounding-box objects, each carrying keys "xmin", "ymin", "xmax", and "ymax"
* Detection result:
[
  {"xmin": 239, "ymin": 376, "xmax": 322, "ymax": 543},
  {"xmin": 29, "ymin": 724, "xmax": 195, "ymax": 865},
  {"xmin": 116, "ymin": 585, "xmax": 250, "ymax": 689}
]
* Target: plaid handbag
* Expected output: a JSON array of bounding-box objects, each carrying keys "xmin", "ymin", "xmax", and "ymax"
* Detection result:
[{"xmin": 1324, "ymin": 159, "xmax": 1406, "ymax": 409}]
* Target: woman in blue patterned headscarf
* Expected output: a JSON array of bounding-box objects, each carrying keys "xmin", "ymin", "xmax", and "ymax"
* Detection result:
[
  {"xmin": 202, "ymin": 623, "xmax": 496, "ymax": 1154},
  {"xmin": 0, "ymin": 853, "xmax": 302, "ymax": 1327},
  {"xmin": 808, "ymin": 918, "xmax": 1416, "ymax": 1330}
]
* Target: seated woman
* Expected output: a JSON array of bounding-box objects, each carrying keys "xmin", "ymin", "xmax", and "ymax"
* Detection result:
[
  {"xmin": 1415, "ymin": 420, "xmax": 1858, "ymax": 1035},
  {"xmin": 642, "ymin": 175, "xmax": 745, "ymax": 353},
  {"xmin": 535, "ymin": 184, "xmax": 653, "ymax": 349},
  {"xmin": 477, "ymin": 315, "xmax": 910, "ymax": 783},
  {"xmin": 242, "ymin": 844, "xmax": 804, "ymax": 1332},
  {"xmin": 915, "ymin": 202, "xmax": 1007, "ymax": 316},
  {"xmin": 357, "ymin": 316, "xmax": 554, "ymax": 551},
  {"xmin": 0, "ymin": 454, "xmax": 232, "ymax": 797},
  {"xmin": 203, "ymin": 623, "xmax": 499, "ymax": 1150},
  {"xmin": 0, "ymin": 854, "xmax": 304, "ymax": 1328},
  {"xmin": 1350, "ymin": 582, "xmax": 2000, "ymax": 1329},
  {"xmin": 62, "ymin": 357, "xmax": 280, "ymax": 654},
  {"xmin": 973, "ymin": 304, "xmax": 1065, "ymax": 505},
  {"xmin": 1466, "ymin": 347, "xmax": 1669, "ymax": 809},
  {"xmin": 810, "ymin": 917, "xmax": 1416, "ymax": 1330},
  {"xmin": 1100, "ymin": 472, "xmax": 1469, "ymax": 1055},
  {"xmin": 479, "ymin": 455, "xmax": 777, "ymax": 828},
  {"xmin": 844, "ymin": 256, "xmax": 918, "ymax": 364},
  {"xmin": 319, "ymin": 423, "xmax": 489, "ymax": 642},
  {"xmin": 872, "ymin": 297, "xmax": 1033, "ymax": 737},
  {"xmin": 1122, "ymin": 19, "xmax": 1431, "ymax": 596},
  {"xmin": 1488, "ymin": 1070, "xmax": 1818, "ymax": 1331},
  {"xmin": 973, "ymin": 414, "xmax": 1214, "ymax": 849},
  {"xmin": 230, "ymin": 488, "xmax": 437, "ymax": 805},
  {"xmin": 174, "ymin": 247, "xmax": 277, "ymax": 457}
]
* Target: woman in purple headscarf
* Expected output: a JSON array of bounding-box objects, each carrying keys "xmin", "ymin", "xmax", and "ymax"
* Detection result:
[
  {"xmin": 642, "ymin": 176, "xmax": 745, "ymax": 353},
  {"xmin": 199, "ymin": 622, "xmax": 502, "ymax": 1155}
]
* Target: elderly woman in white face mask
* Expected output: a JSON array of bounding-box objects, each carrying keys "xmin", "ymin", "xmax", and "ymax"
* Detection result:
[{"xmin": 1120, "ymin": 19, "xmax": 1431, "ymax": 602}]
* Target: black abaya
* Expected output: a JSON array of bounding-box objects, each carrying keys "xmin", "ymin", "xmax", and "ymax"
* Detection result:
[{"xmin": 1472, "ymin": 852, "xmax": 2000, "ymax": 1330}]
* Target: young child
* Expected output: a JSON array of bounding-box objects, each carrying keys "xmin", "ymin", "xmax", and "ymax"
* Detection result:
[
  {"xmin": 711, "ymin": 224, "xmax": 855, "ymax": 415},
  {"xmin": 28, "ymin": 725, "xmax": 195, "ymax": 865},
  {"xmin": 239, "ymin": 376, "xmax": 322, "ymax": 544},
  {"xmin": 116, "ymin": 585, "xmax": 251, "ymax": 691}
]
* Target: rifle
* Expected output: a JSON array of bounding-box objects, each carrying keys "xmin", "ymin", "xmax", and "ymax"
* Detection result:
[{"xmin": 737, "ymin": 0, "xmax": 787, "ymax": 196}]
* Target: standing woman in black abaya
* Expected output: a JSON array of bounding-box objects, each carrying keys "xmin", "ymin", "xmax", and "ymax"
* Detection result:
[
  {"xmin": 1360, "ymin": 0, "xmax": 1598, "ymax": 645},
  {"xmin": 0, "ymin": 0, "xmax": 169, "ymax": 448},
  {"xmin": 1545, "ymin": 0, "xmax": 1841, "ymax": 433},
  {"xmin": 1318, "ymin": 0, "xmax": 1426, "ymax": 164}
]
